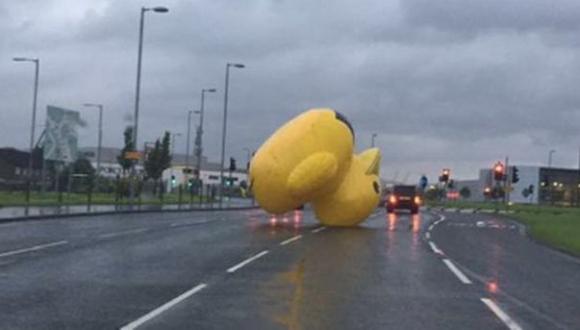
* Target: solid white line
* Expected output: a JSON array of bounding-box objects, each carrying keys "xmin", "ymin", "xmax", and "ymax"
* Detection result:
[
  {"xmin": 280, "ymin": 235, "xmax": 303, "ymax": 246},
  {"xmin": 425, "ymin": 232, "xmax": 431, "ymax": 239},
  {"xmin": 311, "ymin": 226, "xmax": 327, "ymax": 233},
  {"xmin": 0, "ymin": 240, "xmax": 68, "ymax": 258},
  {"xmin": 227, "ymin": 250, "xmax": 269, "ymax": 273},
  {"xmin": 439, "ymin": 215, "xmax": 446, "ymax": 221},
  {"xmin": 120, "ymin": 283, "xmax": 207, "ymax": 330},
  {"xmin": 481, "ymin": 298, "xmax": 523, "ymax": 330},
  {"xmin": 98, "ymin": 228, "xmax": 148, "ymax": 239},
  {"xmin": 428, "ymin": 241, "xmax": 444, "ymax": 255},
  {"xmin": 442, "ymin": 259, "xmax": 472, "ymax": 284}
]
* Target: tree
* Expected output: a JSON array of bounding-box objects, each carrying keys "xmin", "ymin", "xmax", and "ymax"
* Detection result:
[
  {"xmin": 143, "ymin": 131, "xmax": 172, "ymax": 195},
  {"xmin": 117, "ymin": 126, "xmax": 134, "ymax": 176},
  {"xmin": 459, "ymin": 186, "xmax": 471, "ymax": 199}
]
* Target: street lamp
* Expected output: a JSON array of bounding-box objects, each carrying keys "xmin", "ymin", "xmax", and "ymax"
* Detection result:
[
  {"xmin": 83, "ymin": 103, "xmax": 103, "ymax": 184},
  {"xmin": 548, "ymin": 149, "xmax": 556, "ymax": 168},
  {"xmin": 371, "ymin": 133, "xmax": 378, "ymax": 147},
  {"xmin": 13, "ymin": 56, "xmax": 40, "ymax": 207},
  {"xmin": 219, "ymin": 63, "xmax": 245, "ymax": 206},
  {"xmin": 243, "ymin": 147, "xmax": 251, "ymax": 170},
  {"xmin": 169, "ymin": 133, "xmax": 182, "ymax": 192},
  {"xmin": 195, "ymin": 88, "xmax": 217, "ymax": 179},
  {"xmin": 130, "ymin": 5, "xmax": 169, "ymax": 202}
]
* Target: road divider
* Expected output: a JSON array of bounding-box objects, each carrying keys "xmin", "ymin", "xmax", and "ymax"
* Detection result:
[
  {"xmin": 227, "ymin": 250, "xmax": 270, "ymax": 273},
  {"xmin": 0, "ymin": 240, "xmax": 68, "ymax": 258},
  {"xmin": 481, "ymin": 298, "xmax": 522, "ymax": 330},
  {"xmin": 120, "ymin": 283, "xmax": 208, "ymax": 330}
]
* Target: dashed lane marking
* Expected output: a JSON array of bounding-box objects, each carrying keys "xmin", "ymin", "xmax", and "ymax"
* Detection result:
[
  {"xmin": 311, "ymin": 227, "xmax": 327, "ymax": 233},
  {"xmin": 481, "ymin": 298, "xmax": 523, "ymax": 330},
  {"xmin": 120, "ymin": 283, "xmax": 208, "ymax": 330},
  {"xmin": 227, "ymin": 250, "xmax": 270, "ymax": 273},
  {"xmin": 442, "ymin": 259, "xmax": 472, "ymax": 284},
  {"xmin": 0, "ymin": 240, "xmax": 68, "ymax": 258},
  {"xmin": 428, "ymin": 241, "xmax": 444, "ymax": 255},
  {"xmin": 280, "ymin": 235, "xmax": 302, "ymax": 246},
  {"xmin": 98, "ymin": 228, "xmax": 148, "ymax": 239}
]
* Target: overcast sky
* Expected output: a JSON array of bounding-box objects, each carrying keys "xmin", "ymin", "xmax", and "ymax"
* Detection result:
[{"xmin": 2, "ymin": 0, "xmax": 580, "ymax": 182}]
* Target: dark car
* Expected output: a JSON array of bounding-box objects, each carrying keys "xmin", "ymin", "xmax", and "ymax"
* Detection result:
[{"xmin": 386, "ymin": 185, "xmax": 421, "ymax": 214}]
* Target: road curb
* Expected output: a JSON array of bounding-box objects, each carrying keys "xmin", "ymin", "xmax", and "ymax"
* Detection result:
[{"xmin": 0, "ymin": 205, "xmax": 261, "ymax": 224}]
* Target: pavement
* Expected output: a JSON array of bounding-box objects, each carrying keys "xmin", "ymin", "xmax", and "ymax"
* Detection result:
[
  {"xmin": 0, "ymin": 207, "xmax": 577, "ymax": 329},
  {"xmin": 0, "ymin": 197, "xmax": 254, "ymax": 220}
]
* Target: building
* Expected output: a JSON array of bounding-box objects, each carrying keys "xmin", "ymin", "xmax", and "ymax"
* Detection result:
[
  {"xmin": 161, "ymin": 165, "xmax": 248, "ymax": 192},
  {"xmin": 79, "ymin": 147, "xmax": 247, "ymax": 191},
  {"xmin": 0, "ymin": 148, "xmax": 44, "ymax": 189},
  {"xmin": 475, "ymin": 166, "xmax": 580, "ymax": 205}
]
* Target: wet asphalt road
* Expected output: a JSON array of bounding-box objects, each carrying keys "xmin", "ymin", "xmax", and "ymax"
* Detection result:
[{"xmin": 0, "ymin": 208, "xmax": 578, "ymax": 329}]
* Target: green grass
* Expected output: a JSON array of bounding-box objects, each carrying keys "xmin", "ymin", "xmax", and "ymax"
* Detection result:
[
  {"xmin": 429, "ymin": 200, "xmax": 580, "ymax": 255},
  {"xmin": 511, "ymin": 212, "xmax": 580, "ymax": 255},
  {"xmin": 0, "ymin": 191, "xmax": 211, "ymax": 207}
]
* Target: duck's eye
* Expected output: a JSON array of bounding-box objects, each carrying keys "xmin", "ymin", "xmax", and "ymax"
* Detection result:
[
  {"xmin": 334, "ymin": 111, "xmax": 355, "ymax": 141},
  {"xmin": 372, "ymin": 181, "xmax": 379, "ymax": 194}
]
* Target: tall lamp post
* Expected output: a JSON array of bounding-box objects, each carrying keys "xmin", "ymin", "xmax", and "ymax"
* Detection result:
[
  {"xmin": 195, "ymin": 88, "xmax": 217, "ymax": 178},
  {"xmin": 548, "ymin": 149, "xmax": 556, "ymax": 168},
  {"xmin": 130, "ymin": 5, "xmax": 169, "ymax": 203},
  {"xmin": 243, "ymin": 147, "xmax": 251, "ymax": 170},
  {"xmin": 219, "ymin": 63, "xmax": 245, "ymax": 206},
  {"xmin": 13, "ymin": 57, "xmax": 40, "ymax": 208},
  {"xmin": 169, "ymin": 133, "xmax": 182, "ymax": 192},
  {"xmin": 185, "ymin": 110, "xmax": 193, "ymax": 172},
  {"xmin": 83, "ymin": 103, "xmax": 103, "ymax": 186}
]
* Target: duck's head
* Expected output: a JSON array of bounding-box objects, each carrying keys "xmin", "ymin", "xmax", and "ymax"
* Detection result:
[
  {"xmin": 313, "ymin": 148, "xmax": 382, "ymax": 226},
  {"xmin": 249, "ymin": 108, "xmax": 355, "ymax": 214}
]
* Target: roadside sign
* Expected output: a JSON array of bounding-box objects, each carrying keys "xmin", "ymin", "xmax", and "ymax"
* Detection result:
[{"xmin": 124, "ymin": 151, "xmax": 141, "ymax": 160}]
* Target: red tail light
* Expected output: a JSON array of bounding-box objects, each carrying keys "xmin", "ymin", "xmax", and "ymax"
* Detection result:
[
  {"xmin": 389, "ymin": 195, "xmax": 397, "ymax": 204},
  {"xmin": 414, "ymin": 196, "xmax": 422, "ymax": 205}
]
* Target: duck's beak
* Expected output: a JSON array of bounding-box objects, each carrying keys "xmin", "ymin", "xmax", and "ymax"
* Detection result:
[{"xmin": 359, "ymin": 148, "xmax": 381, "ymax": 175}]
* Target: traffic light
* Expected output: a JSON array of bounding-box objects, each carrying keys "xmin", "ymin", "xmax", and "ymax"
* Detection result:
[
  {"xmin": 171, "ymin": 175, "xmax": 176, "ymax": 187},
  {"xmin": 528, "ymin": 184, "xmax": 534, "ymax": 194},
  {"xmin": 188, "ymin": 178, "xmax": 194, "ymax": 188},
  {"xmin": 439, "ymin": 168, "xmax": 450, "ymax": 183},
  {"xmin": 229, "ymin": 157, "xmax": 237, "ymax": 172},
  {"xmin": 512, "ymin": 166, "xmax": 519, "ymax": 183},
  {"xmin": 493, "ymin": 162, "xmax": 505, "ymax": 181}
]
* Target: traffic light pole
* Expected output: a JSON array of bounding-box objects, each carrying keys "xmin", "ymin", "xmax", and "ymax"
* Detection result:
[{"xmin": 504, "ymin": 156, "xmax": 510, "ymax": 206}]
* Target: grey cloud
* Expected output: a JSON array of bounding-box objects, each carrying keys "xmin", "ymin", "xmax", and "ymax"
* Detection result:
[{"xmin": 2, "ymin": 0, "xmax": 580, "ymax": 182}]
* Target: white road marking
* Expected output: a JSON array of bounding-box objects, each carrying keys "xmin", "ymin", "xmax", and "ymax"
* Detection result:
[
  {"xmin": 481, "ymin": 298, "xmax": 523, "ymax": 330},
  {"xmin": 311, "ymin": 226, "xmax": 326, "ymax": 233},
  {"xmin": 428, "ymin": 225, "xmax": 434, "ymax": 231},
  {"xmin": 425, "ymin": 232, "xmax": 431, "ymax": 239},
  {"xmin": 442, "ymin": 259, "xmax": 472, "ymax": 284},
  {"xmin": 120, "ymin": 283, "xmax": 207, "ymax": 330},
  {"xmin": 98, "ymin": 228, "xmax": 148, "ymax": 239},
  {"xmin": 280, "ymin": 235, "xmax": 303, "ymax": 246},
  {"xmin": 0, "ymin": 240, "xmax": 68, "ymax": 258},
  {"xmin": 227, "ymin": 250, "xmax": 269, "ymax": 273},
  {"xmin": 428, "ymin": 241, "xmax": 444, "ymax": 255},
  {"xmin": 170, "ymin": 220, "xmax": 211, "ymax": 228}
]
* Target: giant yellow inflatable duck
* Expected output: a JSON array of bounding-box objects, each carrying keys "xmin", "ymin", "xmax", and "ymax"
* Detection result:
[{"xmin": 249, "ymin": 108, "xmax": 381, "ymax": 226}]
